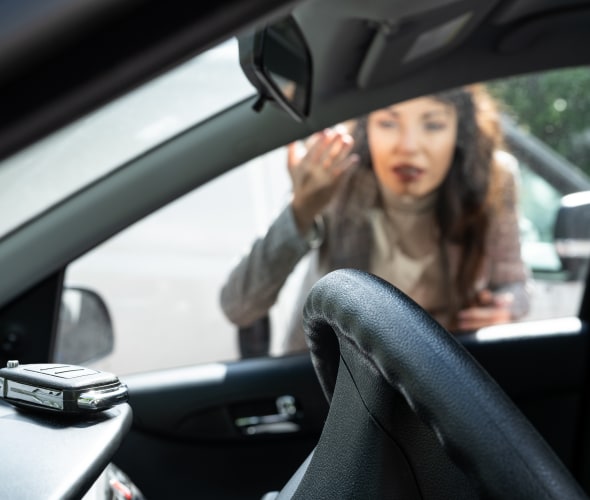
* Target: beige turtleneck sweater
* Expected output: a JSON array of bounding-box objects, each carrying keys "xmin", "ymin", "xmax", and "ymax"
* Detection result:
[{"xmin": 369, "ymin": 189, "xmax": 451, "ymax": 326}]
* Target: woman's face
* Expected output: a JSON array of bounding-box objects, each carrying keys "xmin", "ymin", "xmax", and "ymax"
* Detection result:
[{"xmin": 367, "ymin": 96, "xmax": 458, "ymax": 198}]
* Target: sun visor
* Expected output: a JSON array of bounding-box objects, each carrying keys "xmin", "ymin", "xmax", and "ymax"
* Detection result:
[{"xmin": 356, "ymin": 1, "xmax": 498, "ymax": 89}]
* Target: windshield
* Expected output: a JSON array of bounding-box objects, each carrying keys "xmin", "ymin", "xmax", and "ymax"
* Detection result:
[{"xmin": 0, "ymin": 38, "xmax": 254, "ymax": 240}]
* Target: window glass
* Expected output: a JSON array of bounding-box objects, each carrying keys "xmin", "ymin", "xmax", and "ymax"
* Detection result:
[
  {"xmin": 0, "ymin": 38, "xmax": 253, "ymax": 240},
  {"xmin": 518, "ymin": 161, "xmax": 563, "ymax": 273},
  {"xmin": 65, "ymin": 148, "xmax": 294, "ymax": 374},
  {"xmin": 63, "ymin": 66, "xmax": 590, "ymax": 375},
  {"xmin": 489, "ymin": 67, "xmax": 590, "ymax": 172},
  {"xmin": 488, "ymin": 67, "xmax": 590, "ymax": 320}
]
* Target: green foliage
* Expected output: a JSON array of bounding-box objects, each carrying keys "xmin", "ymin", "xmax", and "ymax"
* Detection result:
[{"xmin": 487, "ymin": 67, "xmax": 590, "ymax": 175}]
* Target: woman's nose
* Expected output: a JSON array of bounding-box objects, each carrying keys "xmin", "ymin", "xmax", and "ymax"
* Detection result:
[{"xmin": 395, "ymin": 127, "xmax": 420, "ymax": 153}]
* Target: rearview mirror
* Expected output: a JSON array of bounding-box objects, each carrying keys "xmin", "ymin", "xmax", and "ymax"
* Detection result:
[
  {"xmin": 554, "ymin": 191, "xmax": 590, "ymax": 281},
  {"xmin": 54, "ymin": 287, "xmax": 114, "ymax": 365},
  {"xmin": 238, "ymin": 15, "xmax": 312, "ymax": 122}
]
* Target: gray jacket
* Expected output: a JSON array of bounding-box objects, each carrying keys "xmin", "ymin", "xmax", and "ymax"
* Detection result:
[{"xmin": 220, "ymin": 162, "xmax": 531, "ymax": 353}]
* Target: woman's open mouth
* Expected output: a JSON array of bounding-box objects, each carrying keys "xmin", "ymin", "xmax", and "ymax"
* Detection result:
[{"xmin": 392, "ymin": 164, "xmax": 424, "ymax": 182}]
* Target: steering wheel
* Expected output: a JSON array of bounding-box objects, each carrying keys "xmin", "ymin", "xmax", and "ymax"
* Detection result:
[{"xmin": 272, "ymin": 269, "xmax": 587, "ymax": 499}]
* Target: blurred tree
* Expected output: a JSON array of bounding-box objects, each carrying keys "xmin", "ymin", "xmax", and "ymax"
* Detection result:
[{"xmin": 487, "ymin": 67, "xmax": 590, "ymax": 176}]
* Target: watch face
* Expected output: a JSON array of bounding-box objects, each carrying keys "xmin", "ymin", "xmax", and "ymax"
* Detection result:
[{"xmin": 305, "ymin": 216, "xmax": 325, "ymax": 249}]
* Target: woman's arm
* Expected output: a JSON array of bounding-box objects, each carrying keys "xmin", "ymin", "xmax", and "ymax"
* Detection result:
[
  {"xmin": 456, "ymin": 152, "xmax": 532, "ymax": 330},
  {"xmin": 221, "ymin": 128, "xmax": 356, "ymax": 328},
  {"xmin": 486, "ymin": 152, "xmax": 532, "ymax": 319},
  {"xmin": 219, "ymin": 204, "xmax": 318, "ymax": 327},
  {"xmin": 456, "ymin": 284, "xmax": 531, "ymax": 330}
]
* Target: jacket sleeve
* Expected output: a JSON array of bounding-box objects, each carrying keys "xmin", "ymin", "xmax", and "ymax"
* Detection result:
[
  {"xmin": 219, "ymin": 204, "xmax": 313, "ymax": 327},
  {"xmin": 487, "ymin": 152, "xmax": 533, "ymax": 319}
]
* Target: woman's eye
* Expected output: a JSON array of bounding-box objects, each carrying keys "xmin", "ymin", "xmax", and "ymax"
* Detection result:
[
  {"xmin": 377, "ymin": 120, "xmax": 398, "ymax": 129},
  {"xmin": 424, "ymin": 121, "xmax": 447, "ymax": 131}
]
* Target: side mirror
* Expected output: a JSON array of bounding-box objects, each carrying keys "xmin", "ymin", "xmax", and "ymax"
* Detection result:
[
  {"xmin": 554, "ymin": 191, "xmax": 590, "ymax": 281},
  {"xmin": 238, "ymin": 15, "xmax": 312, "ymax": 122},
  {"xmin": 54, "ymin": 287, "xmax": 114, "ymax": 365}
]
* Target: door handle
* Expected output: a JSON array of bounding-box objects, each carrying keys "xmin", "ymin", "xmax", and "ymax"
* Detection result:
[{"xmin": 234, "ymin": 395, "xmax": 301, "ymax": 435}]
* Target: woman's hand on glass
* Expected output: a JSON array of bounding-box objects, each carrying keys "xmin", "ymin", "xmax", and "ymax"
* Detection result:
[
  {"xmin": 288, "ymin": 126, "xmax": 358, "ymax": 234},
  {"xmin": 456, "ymin": 289, "xmax": 513, "ymax": 331}
]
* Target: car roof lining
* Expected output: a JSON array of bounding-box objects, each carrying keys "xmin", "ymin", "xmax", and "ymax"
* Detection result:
[
  {"xmin": 496, "ymin": 6, "xmax": 590, "ymax": 53},
  {"xmin": 490, "ymin": 0, "xmax": 590, "ymax": 24}
]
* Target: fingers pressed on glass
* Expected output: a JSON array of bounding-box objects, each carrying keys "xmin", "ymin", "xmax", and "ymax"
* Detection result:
[{"xmin": 320, "ymin": 131, "xmax": 354, "ymax": 168}]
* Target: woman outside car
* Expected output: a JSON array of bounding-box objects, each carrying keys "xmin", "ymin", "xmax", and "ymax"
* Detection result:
[{"xmin": 220, "ymin": 84, "xmax": 531, "ymax": 353}]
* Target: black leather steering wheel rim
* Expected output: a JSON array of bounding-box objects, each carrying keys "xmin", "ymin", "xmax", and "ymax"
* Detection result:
[{"xmin": 277, "ymin": 269, "xmax": 586, "ymax": 499}]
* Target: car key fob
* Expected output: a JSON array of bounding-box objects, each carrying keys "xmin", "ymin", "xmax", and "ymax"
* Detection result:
[{"xmin": 0, "ymin": 360, "xmax": 128, "ymax": 414}]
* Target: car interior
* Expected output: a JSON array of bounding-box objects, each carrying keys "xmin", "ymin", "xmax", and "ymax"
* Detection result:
[{"xmin": 2, "ymin": 0, "xmax": 590, "ymax": 498}]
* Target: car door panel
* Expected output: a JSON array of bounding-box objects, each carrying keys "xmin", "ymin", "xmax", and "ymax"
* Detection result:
[
  {"xmin": 112, "ymin": 320, "xmax": 589, "ymax": 499},
  {"xmin": 114, "ymin": 354, "xmax": 327, "ymax": 499},
  {"xmin": 461, "ymin": 320, "xmax": 589, "ymax": 471}
]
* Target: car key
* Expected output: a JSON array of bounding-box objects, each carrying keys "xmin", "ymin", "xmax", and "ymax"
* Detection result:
[{"xmin": 0, "ymin": 360, "xmax": 128, "ymax": 414}]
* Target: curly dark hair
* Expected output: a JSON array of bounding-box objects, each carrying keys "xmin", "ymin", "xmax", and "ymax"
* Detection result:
[{"xmin": 351, "ymin": 84, "xmax": 505, "ymax": 311}]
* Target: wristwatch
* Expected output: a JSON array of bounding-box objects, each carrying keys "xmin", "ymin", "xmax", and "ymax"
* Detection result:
[{"xmin": 304, "ymin": 215, "xmax": 325, "ymax": 249}]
